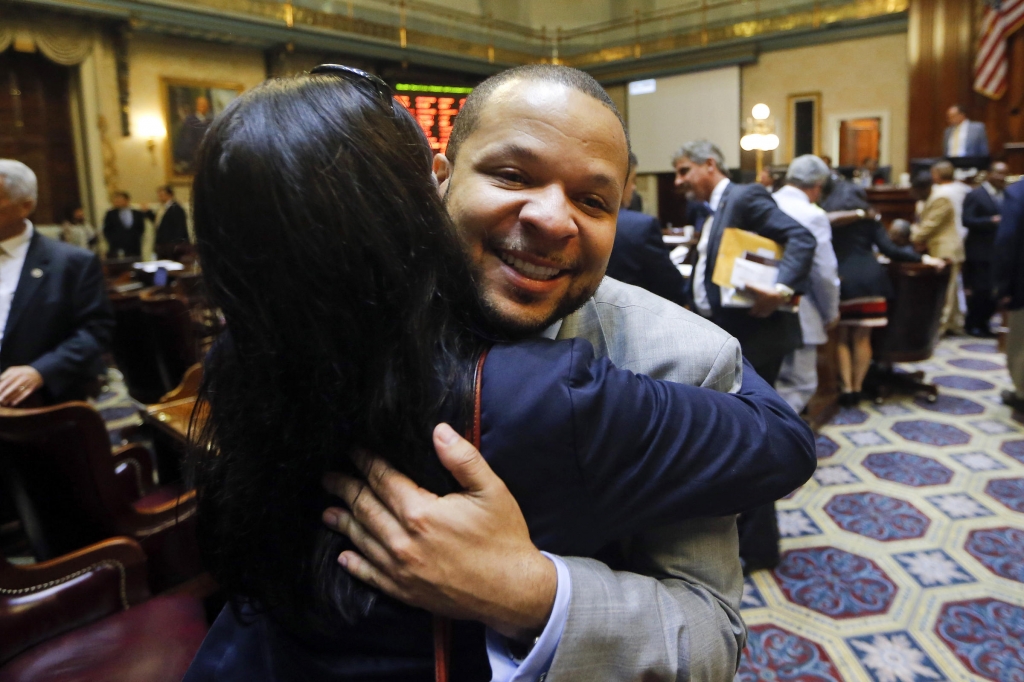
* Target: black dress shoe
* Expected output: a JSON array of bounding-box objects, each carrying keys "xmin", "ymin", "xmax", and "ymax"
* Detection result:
[
  {"xmin": 1002, "ymin": 390, "xmax": 1024, "ymax": 411},
  {"xmin": 838, "ymin": 391, "xmax": 861, "ymax": 407}
]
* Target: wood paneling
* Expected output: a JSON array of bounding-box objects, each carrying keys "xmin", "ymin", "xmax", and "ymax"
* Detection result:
[
  {"xmin": 839, "ymin": 118, "xmax": 881, "ymax": 167},
  {"xmin": 908, "ymin": 0, "xmax": 1024, "ymax": 171},
  {"xmin": 0, "ymin": 50, "xmax": 80, "ymax": 224}
]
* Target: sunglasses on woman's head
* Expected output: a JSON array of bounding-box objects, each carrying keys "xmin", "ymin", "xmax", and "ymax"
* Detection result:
[{"xmin": 310, "ymin": 64, "xmax": 395, "ymax": 114}]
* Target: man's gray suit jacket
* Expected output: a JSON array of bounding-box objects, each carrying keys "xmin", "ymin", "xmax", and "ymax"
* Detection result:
[{"xmin": 546, "ymin": 277, "xmax": 746, "ymax": 681}]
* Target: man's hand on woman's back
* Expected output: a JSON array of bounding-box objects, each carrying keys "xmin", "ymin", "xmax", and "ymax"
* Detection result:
[{"xmin": 321, "ymin": 423, "xmax": 557, "ymax": 642}]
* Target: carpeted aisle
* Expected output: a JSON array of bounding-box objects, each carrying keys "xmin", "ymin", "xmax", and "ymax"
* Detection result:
[{"xmin": 738, "ymin": 337, "xmax": 1024, "ymax": 681}]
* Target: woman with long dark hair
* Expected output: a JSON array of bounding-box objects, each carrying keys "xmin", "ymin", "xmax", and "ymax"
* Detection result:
[{"xmin": 185, "ymin": 69, "xmax": 813, "ymax": 680}]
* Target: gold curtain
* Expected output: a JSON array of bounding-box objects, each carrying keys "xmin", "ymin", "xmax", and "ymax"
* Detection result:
[{"xmin": 0, "ymin": 16, "xmax": 95, "ymax": 65}]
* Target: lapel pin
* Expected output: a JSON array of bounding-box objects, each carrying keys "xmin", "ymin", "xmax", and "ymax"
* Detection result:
[{"xmin": 31, "ymin": 268, "xmax": 43, "ymax": 278}]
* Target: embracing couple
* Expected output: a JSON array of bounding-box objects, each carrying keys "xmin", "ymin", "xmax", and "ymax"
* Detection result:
[{"xmin": 183, "ymin": 64, "xmax": 815, "ymax": 681}]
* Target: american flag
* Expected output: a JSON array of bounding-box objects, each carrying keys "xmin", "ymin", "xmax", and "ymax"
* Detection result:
[{"xmin": 974, "ymin": 0, "xmax": 1024, "ymax": 99}]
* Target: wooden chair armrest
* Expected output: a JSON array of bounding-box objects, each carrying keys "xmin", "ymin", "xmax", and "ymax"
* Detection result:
[
  {"xmin": 111, "ymin": 443, "xmax": 156, "ymax": 499},
  {"xmin": 158, "ymin": 363, "xmax": 203, "ymax": 403},
  {"xmin": 121, "ymin": 489, "xmax": 197, "ymax": 536}
]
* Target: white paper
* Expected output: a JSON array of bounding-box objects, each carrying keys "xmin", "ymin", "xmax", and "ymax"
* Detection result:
[
  {"xmin": 669, "ymin": 245, "xmax": 689, "ymax": 264},
  {"xmin": 729, "ymin": 257, "xmax": 779, "ymax": 291},
  {"xmin": 133, "ymin": 260, "xmax": 185, "ymax": 273}
]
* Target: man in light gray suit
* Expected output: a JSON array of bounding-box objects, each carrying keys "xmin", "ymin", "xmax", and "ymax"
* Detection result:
[
  {"xmin": 944, "ymin": 104, "xmax": 990, "ymax": 158},
  {"xmin": 322, "ymin": 65, "xmax": 810, "ymax": 679}
]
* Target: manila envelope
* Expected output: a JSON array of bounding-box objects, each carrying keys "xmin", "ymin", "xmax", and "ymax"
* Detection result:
[{"xmin": 711, "ymin": 227, "xmax": 784, "ymax": 289}]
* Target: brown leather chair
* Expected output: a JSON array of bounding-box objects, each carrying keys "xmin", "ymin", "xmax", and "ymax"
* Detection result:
[
  {"xmin": 0, "ymin": 403, "xmax": 200, "ymax": 591},
  {"xmin": 139, "ymin": 290, "xmax": 200, "ymax": 400},
  {"xmin": 109, "ymin": 288, "xmax": 202, "ymax": 404},
  {"xmin": 0, "ymin": 536, "xmax": 208, "ymax": 682},
  {"xmin": 864, "ymin": 261, "xmax": 952, "ymax": 402},
  {"xmin": 109, "ymin": 289, "xmax": 167, "ymax": 404}
]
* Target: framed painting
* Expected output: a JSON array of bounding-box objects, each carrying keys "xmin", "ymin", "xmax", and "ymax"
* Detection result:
[{"xmin": 161, "ymin": 78, "xmax": 244, "ymax": 183}]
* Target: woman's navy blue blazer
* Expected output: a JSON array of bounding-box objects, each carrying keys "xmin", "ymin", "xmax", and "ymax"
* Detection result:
[{"xmin": 185, "ymin": 337, "xmax": 815, "ymax": 681}]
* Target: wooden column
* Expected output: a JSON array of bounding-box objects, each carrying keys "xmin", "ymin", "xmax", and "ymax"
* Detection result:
[
  {"xmin": 908, "ymin": 0, "xmax": 1024, "ymax": 171},
  {"xmin": 907, "ymin": 0, "xmax": 976, "ymax": 160}
]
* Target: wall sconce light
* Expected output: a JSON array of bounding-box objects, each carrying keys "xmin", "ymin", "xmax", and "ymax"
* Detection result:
[
  {"xmin": 135, "ymin": 115, "xmax": 167, "ymax": 165},
  {"xmin": 740, "ymin": 103, "xmax": 779, "ymax": 177}
]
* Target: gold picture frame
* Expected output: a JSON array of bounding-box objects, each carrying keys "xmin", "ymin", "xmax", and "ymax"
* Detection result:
[
  {"xmin": 161, "ymin": 77, "xmax": 244, "ymax": 184},
  {"xmin": 786, "ymin": 92, "xmax": 822, "ymax": 161}
]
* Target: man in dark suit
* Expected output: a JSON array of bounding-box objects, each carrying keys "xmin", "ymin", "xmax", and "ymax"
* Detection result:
[
  {"xmin": 102, "ymin": 190, "xmax": 146, "ymax": 259},
  {"xmin": 994, "ymin": 177, "xmax": 1024, "ymax": 411},
  {"xmin": 673, "ymin": 140, "xmax": 815, "ymax": 572},
  {"xmin": 943, "ymin": 104, "xmax": 990, "ymax": 158},
  {"xmin": 0, "ymin": 160, "xmax": 114, "ymax": 406},
  {"xmin": 144, "ymin": 185, "xmax": 190, "ymax": 259},
  {"xmin": 963, "ymin": 161, "xmax": 1008, "ymax": 337},
  {"xmin": 674, "ymin": 139, "xmax": 816, "ymax": 385},
  {"xmin": 605, "ymin": 153, "xmax": 688, "ymax": 307}
]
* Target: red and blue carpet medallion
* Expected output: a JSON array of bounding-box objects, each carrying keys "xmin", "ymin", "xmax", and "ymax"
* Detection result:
[{"xmin": 739, "ymin": 337, "xmax": 1024, "ymax": 681}]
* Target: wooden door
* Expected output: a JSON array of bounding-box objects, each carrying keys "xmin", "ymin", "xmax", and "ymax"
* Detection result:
[
  {"xmin": 0, "ymin": 50, "xmax": 80, "ymax": 225},
  {"xmin": 838, "ymin": 117, "xmax": 881, "ymax": 167}
]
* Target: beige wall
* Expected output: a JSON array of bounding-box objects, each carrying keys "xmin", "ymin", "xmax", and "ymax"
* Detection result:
[
  {"xmin": 83, "ymin": 34, "xmax": 265, "ymax": 255},
  {"xmin": 741, "ymin": 32, "xmax": 909, "ymax": 176},
  {"xmin": 116, "ymin": 35, "xmax": 266, "ymax": 207}
]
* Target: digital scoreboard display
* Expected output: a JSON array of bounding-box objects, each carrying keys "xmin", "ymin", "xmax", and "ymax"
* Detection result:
[{"xmin": 395, "ymin": 83, "xmax": 473, "ymax": 155}]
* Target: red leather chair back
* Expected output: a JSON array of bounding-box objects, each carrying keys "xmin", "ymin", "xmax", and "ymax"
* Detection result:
[
  {"xmin": 0, "ymin": 403, "xmax": 132, "ymax": 560},
  {"xmin": 0, "ymin": 537, "xmax": 150, "ymax": 664}
]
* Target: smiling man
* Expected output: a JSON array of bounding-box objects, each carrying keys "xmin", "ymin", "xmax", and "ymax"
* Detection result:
[
  {"xmin": 331, "ymin": 66, "xmax": 753, "ymax": 680},
  {"xmin": 437, "ymin": 72, "xmax": 623, "ymax": 336}
]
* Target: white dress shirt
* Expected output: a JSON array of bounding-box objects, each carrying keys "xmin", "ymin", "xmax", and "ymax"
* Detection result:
[
  {"xmin": 118, "ymin": 207, "xmax": 134, "ymax": 228},
  {"xmin": 0, "ymin": 221, "xmax": 34, "ymax": 348},
  {"xmin": 772, "ymin": 186, "xmax": 840, "ymax": 345},
  {"xmin": 693, "ymin": 178, "xmax": 732, "ymax": 316},
  {"xmin": 947, "ymin": 119, "xmax": 970, "ymax": 157}
]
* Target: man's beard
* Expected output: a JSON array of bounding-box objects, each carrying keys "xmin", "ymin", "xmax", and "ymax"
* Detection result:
[
  {"xmin": 443, "ymin": 181, "xmax": 599, "ymax": 339},
  {"xmin": 475, "ymin": 271, "xmax": 594, "ymax": 340}
]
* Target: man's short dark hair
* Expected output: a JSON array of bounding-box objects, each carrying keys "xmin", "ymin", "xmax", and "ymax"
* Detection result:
[
  {"xmin": 912, "ymin": 171, "xmax": 933, "ymax": 190},
  {"xmin": 446, "ymin": 64, "xmax": 630, "ymax": 165},
  {"xmin": 950, "ymin": 103, "xmax": 966, "ymax": 115},
  {"xmin": 114, "ymin": 191, "xmax": 130, "ymax": 200},
  {"xmin": 628, "ymin": 151, "xmax": 639, "ymax": 169},
  {"xmin": 158, "ymin": 185, "xmax": 175, "ymax": 197}
]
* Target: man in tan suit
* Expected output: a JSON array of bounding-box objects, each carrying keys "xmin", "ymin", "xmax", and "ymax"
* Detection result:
[{"xmin": 912, "ymin": 161, "xmax": 965, "ymax": 335}]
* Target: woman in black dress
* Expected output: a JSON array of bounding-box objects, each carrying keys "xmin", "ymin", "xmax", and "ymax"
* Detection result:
[{"xmin": 822, "ymin": 180, "xmax": 944, "ymax": 405}]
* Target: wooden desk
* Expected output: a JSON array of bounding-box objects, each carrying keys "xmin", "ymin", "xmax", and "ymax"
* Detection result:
[
  {"xmin": 866, "ymin": 187, "xmax": 916, "ymax": 228},
  {"xmin": 1004, "ymin": 142, "xmax": 1024, "ymax": 175},
  {"xmin": 144, "ymin": 397, "xmax": 205, "ymax": 444}
]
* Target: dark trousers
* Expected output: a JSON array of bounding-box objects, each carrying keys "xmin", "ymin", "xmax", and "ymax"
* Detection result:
[
  {"xmin": 736, "ymin": 352, "xmax": 785, "ymax": 572},
  {"xmin": 964, "ymin": 259, "xmax": 997, "ymax": 334}
]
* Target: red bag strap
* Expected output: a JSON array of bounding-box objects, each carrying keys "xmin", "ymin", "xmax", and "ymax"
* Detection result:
[{"xmin": 434, "ymin": 348, "xmax": 489, "ymax": 682}]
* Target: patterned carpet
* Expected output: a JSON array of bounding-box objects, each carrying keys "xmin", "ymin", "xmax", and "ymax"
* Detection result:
[{"xmin": 738, "ymin": 337, "xmax": 1024, "ymax": 682}]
